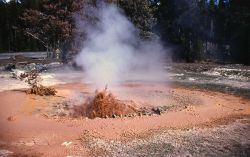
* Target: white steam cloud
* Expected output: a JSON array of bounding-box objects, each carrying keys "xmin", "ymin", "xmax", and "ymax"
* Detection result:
[{"xmin": 75, "ymin": 3, "xmax": 168, "ymax": 89}]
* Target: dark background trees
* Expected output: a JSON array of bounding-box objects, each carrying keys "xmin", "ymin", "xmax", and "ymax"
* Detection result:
[
  {"xmin": 0, "ymin": 0, "xmax": 249, "ymax": 65},
  {"xmin": 0, "ymin": 0, "xmax": 44, "ymax": 52},
  {"xmin": 226, "ymin": 0, "xmax": 250, "ymax": 65},
  {"xmin": 155, "ymin": 0, "xmax": 250, "ymax": 65},
  {"xmin": 118, "ymin": 0, "xmax": 157, "ymax": 39},
  {"xmin": 19, "ymin": 0, "xmax": 85, "ymax": 61}
]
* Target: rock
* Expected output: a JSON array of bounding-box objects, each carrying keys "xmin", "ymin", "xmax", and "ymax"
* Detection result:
[
  {"xmin": 112, "ymin": 114, "xmax": 118, "ymax": 118},
  {"xmin": 7, "ymin": 116, "xmax": 16, "ymax": 121},
  {"xmin": 13, "ymin": 63, "xmax": 48, "ymax": 72},
  {"xmin": 47, "ymin": 62, "xmax": 62, "ymax": 70},
  {"xmin": 11, "ymin": 69, "xmax": 26, "ymax": 79},
  {"xmin": 61, "ymin": 141, "xmax": 72, "ymax": 147},
  {"xmin": 142, "ymin": 112, "xmax": 148, "ymax": 116},
  {"xmin": 15, "ymin": 63, "xmax": 36, "ymax": 71},
  {"xmin": 4, "ymin": 63, "xmax": 16, "ymax": 71},
  {"xmin": 127, "ymin": 114, "xmax": 133, "ymax": 117},
  {"xmin": 152, "ymin": 106, "xmax": 166, "ymax": 115}
]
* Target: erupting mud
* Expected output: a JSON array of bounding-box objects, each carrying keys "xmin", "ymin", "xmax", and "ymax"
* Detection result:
[{"xmin": 72, "ymin": 88, "xmax": 137, "ymax": 119}]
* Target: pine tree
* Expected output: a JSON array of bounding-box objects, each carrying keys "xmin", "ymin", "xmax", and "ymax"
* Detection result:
[
  {"xmin": 218, "ymin": 0, "xmax": 226, "ymax": 9},
  {"xmin": 20, "ymin": 0, "xmax": 84, "ymax": 61},
  {"xmin": 227, "ymin": 0, "xmax": 250, "ymax": 64},
  {"xmin": 209, "ymin": 0, "xmax": 216, "ymax": 12},
  {"xmin": 118, "ymin": 0, "xmax": 157, "ymax": 39}
]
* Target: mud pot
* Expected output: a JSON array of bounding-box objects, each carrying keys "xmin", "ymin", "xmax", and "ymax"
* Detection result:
[{"xmin": 0, "ymin": 63, "xmax": 250, "ymax": 157}]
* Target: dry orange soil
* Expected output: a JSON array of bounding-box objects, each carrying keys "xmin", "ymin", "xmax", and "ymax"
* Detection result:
[{"xmin": 0, "ymin": 82, "xmax": 250, "ymax": 156}]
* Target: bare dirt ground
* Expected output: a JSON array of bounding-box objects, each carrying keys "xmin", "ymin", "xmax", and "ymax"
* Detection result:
[{"xmin": 0, "ymin": 81, "xmax": 250, "ymax": 157}]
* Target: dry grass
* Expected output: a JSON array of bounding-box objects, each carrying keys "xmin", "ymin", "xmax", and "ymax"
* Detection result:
[
  {"xmin": 20, "ymin": 70, "xmax": 57, "ymax": 96},
  {"xmin": 26, "ymin": 85, "xmax": 57, "ymax": 96},
  {"xmin": 72, "ymin": 89, "xmax": 137, "ymax": 119}
]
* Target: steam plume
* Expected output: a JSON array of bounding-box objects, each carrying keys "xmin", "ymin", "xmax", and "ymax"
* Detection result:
[{"xmin": 75, "ymin": 3, "xmax": 167, "ymax": 89}]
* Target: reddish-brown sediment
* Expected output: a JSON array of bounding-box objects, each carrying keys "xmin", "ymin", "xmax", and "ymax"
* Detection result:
[
  {"xmin": 0, "ymin": 82, "xmax": 250, "ymax": 156},
  {"xmin": 72, "ymin": 89, "xmax": 137, "ymax": 119}
]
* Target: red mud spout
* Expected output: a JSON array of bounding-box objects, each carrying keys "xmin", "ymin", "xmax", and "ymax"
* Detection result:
[{"xmin": 72, "ymin": 88, "xmax": 137, "ymax": 119}]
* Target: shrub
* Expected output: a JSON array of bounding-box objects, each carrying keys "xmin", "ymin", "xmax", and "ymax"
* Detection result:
[{"xmin": 20, "ymin": 70, "xmax": 57, "ymax": 96}]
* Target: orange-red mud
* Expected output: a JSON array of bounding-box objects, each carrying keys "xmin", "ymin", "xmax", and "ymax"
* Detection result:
[{"xmin": 0, "ymin": 82, "xmax": 250, "ymax": 156}]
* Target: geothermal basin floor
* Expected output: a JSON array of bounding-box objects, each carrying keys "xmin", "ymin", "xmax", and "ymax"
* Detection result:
[{"xmin": 0, "ymin": 81, "xmax": 250, "ymax": 157}]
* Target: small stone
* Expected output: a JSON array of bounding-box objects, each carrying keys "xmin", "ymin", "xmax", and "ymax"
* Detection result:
[
  {"xmin": 128, "ymin": 114, "xmax": 133, "ymax": 117},
  {"xmin": 61, "ymin": 141, "xmax": 72, "ymax": 147},
  {"xmin": 7, "ymin": 116, "xmax": 16, "ymax": 121},
  {"xmin": 142, "ymin": 112, "xmax": 147, "ymax": 116},
  {"xmin": 152, "ymin": 107, "xmax": 162, "ymax": 115}
]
